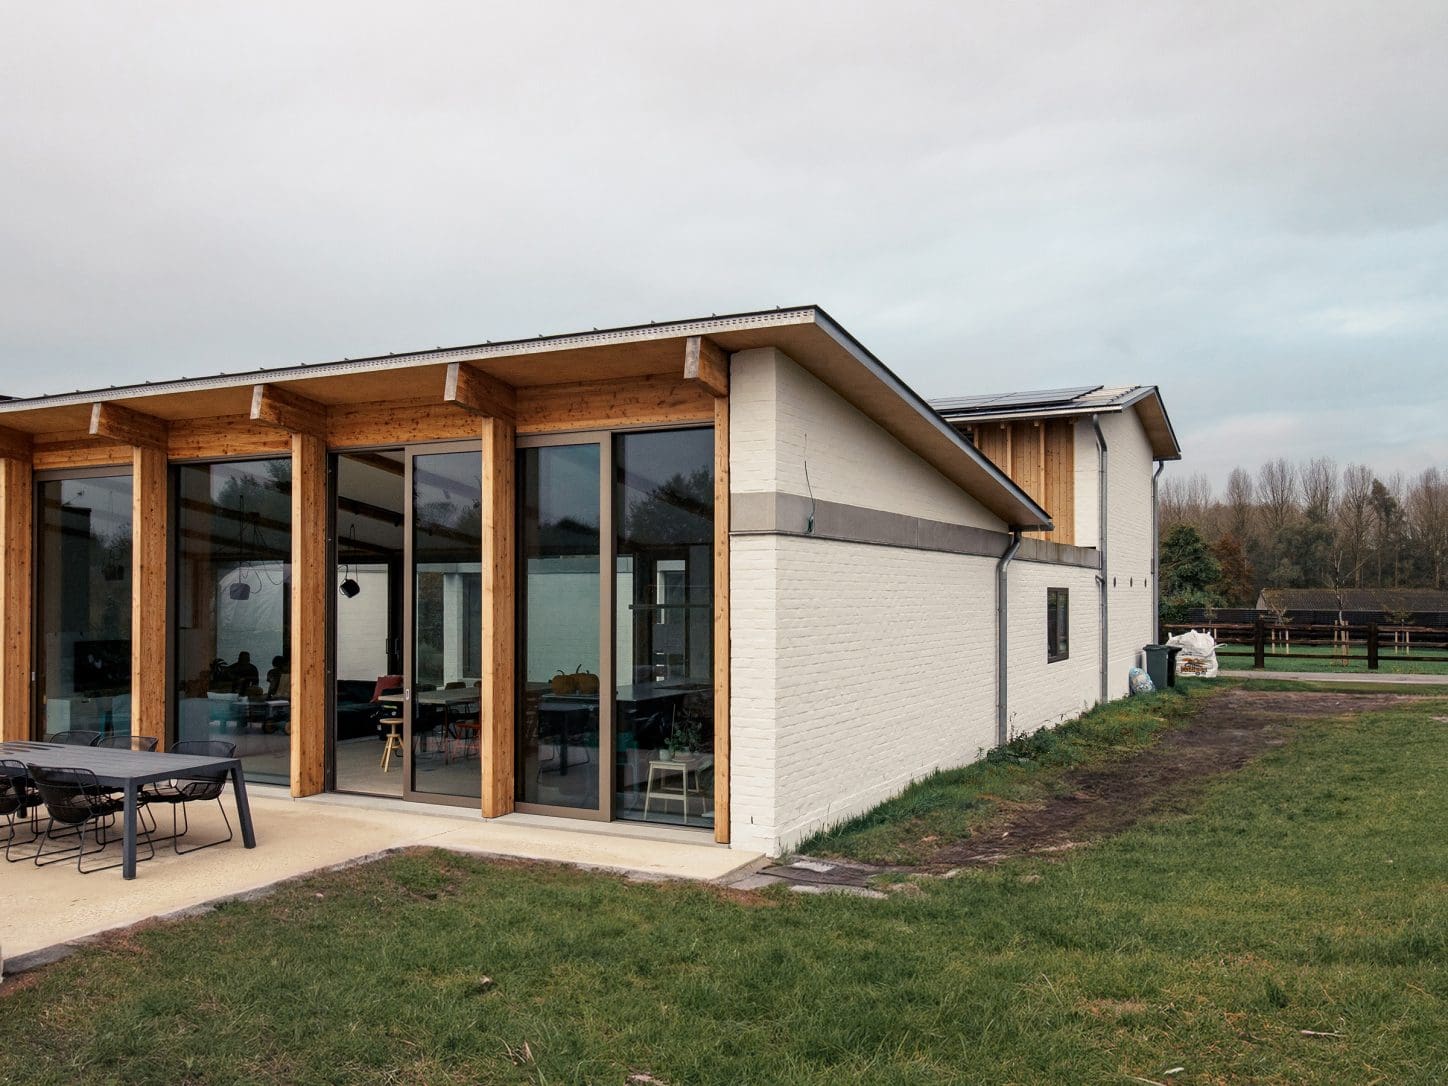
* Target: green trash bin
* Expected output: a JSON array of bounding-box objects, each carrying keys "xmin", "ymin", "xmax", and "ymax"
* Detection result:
[{"xmin": 1142, "ymin": 644, "xmax": 1181, "ymax": 690}]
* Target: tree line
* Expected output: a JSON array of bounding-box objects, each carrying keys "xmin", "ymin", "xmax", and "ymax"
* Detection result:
[{"xmin": 1157, "ymin": 458, "xmax": 1448, "ymax": 611}]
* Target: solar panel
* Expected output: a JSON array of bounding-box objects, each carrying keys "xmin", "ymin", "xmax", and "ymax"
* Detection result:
[{"xmin": 933, "ymin": 385, "xmax": 1102, "ymax": 414}]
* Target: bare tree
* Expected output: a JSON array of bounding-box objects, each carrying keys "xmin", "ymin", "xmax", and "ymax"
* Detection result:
[
  {"xmin": 1224, "ymin": 467, "xmax": 1255, "ymax": 543},
  {"xmin": 1406, "ymin": 467, "xmax": 1448, "ymax": 589},
  {"xmin": 1338, "ymin": 464, "xmax": 1374, "ymax": 588},
  {"xmin": 1301, "ymin": 457, "xmax": 1338, "ymax": 522},
  {"xmin": 1257, "ymin": 458, "xmax": 1299, "ymax": 537}
]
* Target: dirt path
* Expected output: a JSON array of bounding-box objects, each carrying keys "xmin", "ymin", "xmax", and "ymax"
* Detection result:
[{"xmin": 755, "ymin": 690, "xmax": 1417, "ymax": 892}]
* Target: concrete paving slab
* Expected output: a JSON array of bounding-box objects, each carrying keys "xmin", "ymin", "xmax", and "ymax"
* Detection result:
[{"xmin": 1, "ymin": 790, "xmax": 760, "ymax": 974}]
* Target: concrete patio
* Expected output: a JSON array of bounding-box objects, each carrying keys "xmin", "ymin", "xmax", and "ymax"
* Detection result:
[{"xmin": 0, "ymin": 786, "xmax": 761, "ymax": 976}]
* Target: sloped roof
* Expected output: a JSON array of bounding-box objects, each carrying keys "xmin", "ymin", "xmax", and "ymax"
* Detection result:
[
  {"xmin": 931, "ymin": 384, "xmax": 1181, "ymax": 461},
  {"xmin": 0, "ymin": 306, "xmax": 1054, "ymax": 531}
]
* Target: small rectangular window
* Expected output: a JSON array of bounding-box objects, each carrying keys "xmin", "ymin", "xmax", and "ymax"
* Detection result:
[{"xmin": 1047, "ymin": 587, "xmax": 1069, "ymax": 662}]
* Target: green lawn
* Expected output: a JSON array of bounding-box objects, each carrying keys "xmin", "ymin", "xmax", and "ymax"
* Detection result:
[
  {"xmin": 1216, "ymin": 640, "xmax": 1448, "ymax": 675},
  {"xmin": 3, "ymin": 690, "xmax": 1447, "ymax": 1085}
]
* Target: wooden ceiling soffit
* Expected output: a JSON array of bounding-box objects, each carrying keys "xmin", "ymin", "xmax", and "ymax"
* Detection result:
[
  {"xmin": 89, "ymin": 402, "xmax": 167, "ymax": 451},
  {"xmin": 251, "ymin": 384, "xmax": 328, "ymax": 439},
  {"xmin": 0, "ymin": 425, "xmax": 32, "ymax": 462},
  {"xmin": 683, "ymin": 336, "xmax": 728, "ymax": 398},
  {"xmin": 444, "ymin": 362, "xmax": 517, "ymax": 420}
]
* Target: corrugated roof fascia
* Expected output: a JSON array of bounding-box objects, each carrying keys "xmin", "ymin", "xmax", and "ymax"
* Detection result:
[
  {"xmin": 0, "ymin": 306, "xmax": 821, "ymax": 414},
  {"xmin": 812, "ymin": 307, "xmax": 1053, "ymax": 530}
]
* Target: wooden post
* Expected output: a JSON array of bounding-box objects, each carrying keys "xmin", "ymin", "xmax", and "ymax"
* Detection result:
[
  {"xmin": 131, "ymin": 445, "xmax": 168, "ymax": 748},
  {"xmin": 480, "ymin": 415, "xmax": 515, "ymax": 818},
  {"xmin": 1253, "ymin": 617, "xmax": 1266, "ymax": 670},
  {"xmin": 713, "ymin": 395, "xmax": 731, "ymax": 844},
  {"xmin": 0, "ymin": 454, "xmax": 33, "ymax": 742},
  {"xmin": 290, "ymin": 432, "xmax": 327, "ymax": 796},
  {"xmin": 1367, "ymin": 623, "xmax": 1379, "ymax": 671}
]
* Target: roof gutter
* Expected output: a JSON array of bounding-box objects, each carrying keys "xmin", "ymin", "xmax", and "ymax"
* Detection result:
[
  {"xmin": 1152, "ymin": 459, "xmax": 1167, "ymax": 643},
  {"xmin": 1092, "ymin": 413, "xmax": 1110, "ymax": 705},
  {"xmin": 996, "ymin": 528, "xmax": 1024, "ymax": 746}
]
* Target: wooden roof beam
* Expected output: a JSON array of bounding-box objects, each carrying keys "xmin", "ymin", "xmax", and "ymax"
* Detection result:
[
  {"xmin": 444, "ymin": 362, "xmax": 516, "ymax": 420},
  {"xmin": 0, "ymin": 425, "xmax": 32, "ymax": 462},
  {"xmin": 90, "ymin": 401, "xmax": 167, "ymax": 451},
  {"xmin": 684, "ymin": 336, "xmax": 728, "ymax": 398},
  {"xmin": 251, "ymin": 383, "xmax": 327, "ymax": 439}
]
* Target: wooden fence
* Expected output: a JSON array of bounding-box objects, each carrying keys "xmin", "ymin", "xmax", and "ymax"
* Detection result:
[{"xmin": 1160, "ymin": 620, "xmax": 1448, "ymax": 670}]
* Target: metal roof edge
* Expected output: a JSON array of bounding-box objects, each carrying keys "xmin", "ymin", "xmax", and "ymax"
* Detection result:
[
  {"xmin": 1120, "ymin": 385, "xmax": 1183, "ymax": 461},
  {"xmin": 0, "ymin": 306, "xmax": 822, "ymax": 414},
  {"xmin": 937, "ymin": 386, "xmax": 1183, "ymax": 462},
  {"xmin": 810, "ymin": 307, "xmax": 1053, "ymax": 531}
]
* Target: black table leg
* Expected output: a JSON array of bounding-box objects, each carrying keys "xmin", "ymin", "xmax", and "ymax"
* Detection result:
[
  {"xmin": 123, "ymin": 780, "xmax": 138, "ymax": 879},
  {"xmin": 231, "ymin": 764, "xmax": 257, "ymax": 848}
]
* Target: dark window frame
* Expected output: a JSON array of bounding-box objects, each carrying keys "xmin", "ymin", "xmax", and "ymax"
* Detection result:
[{"xmin": 1047, "ymin": 587, "xmax": 1070, "ymax": 663}]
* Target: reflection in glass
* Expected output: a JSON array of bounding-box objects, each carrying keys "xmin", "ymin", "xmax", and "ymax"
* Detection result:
[
  {"xmin": 35, "ymin": 475, "xmax": 134, "ymax": 740},
  {"xmin": 333, "ymin": 451, "xmax": 406, "ymax": 796},
  {"xmin": 517, "ymin": 444, "xmax": 601, "ymax": 811},
  {"xmin": 173, "ymin": 460, "xmax": 293, "ymax": 784},
  {"xmin": 614, "ymin": 429, "xmax": 714, "ymax": 826},
  {"xmin": 411, "ymin": 450, "xmax": 484, "ymax": 800}
]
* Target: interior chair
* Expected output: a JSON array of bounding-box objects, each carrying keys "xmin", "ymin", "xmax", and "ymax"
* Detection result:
[
  {"xmin": 140, "ymin": 739, "xmax": 236, "ymax": 854},
  {"xmin": 28, "ymin": 764, "xmax": 154, "ymax": 874}
]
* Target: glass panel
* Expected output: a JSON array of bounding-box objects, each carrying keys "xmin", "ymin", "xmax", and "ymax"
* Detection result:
[
  {"xmin": 35, "ymin": 475, "xmax": 133, "ymax": 740},
  {"xmin": 333, "ymin": 451, "xmax": 406, "ymax": 796},
  {"xmin": 411, "ymin": 450, "xmax": 484, "ymax": 799},
  {"xmin": 172, "ymin": 461, "xmax": 292, "ymax": 783},
  {"xmin": 613, "ymin": 429, "xmax": 714, "ymax": 827},
  {"xmin": 517, "ymin": 444, "xmax": 601, "ymax": 810}
]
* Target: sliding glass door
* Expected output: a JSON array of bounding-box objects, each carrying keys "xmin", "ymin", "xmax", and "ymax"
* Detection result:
[
  {"xmin": 516, "ymin": 439, "xmax": 607, "ymax": 816},
  {"xmin": 516, "ymin": 427, "xmax": 714, "ymax": 827},
  {"xmin": 34, "ymin": 472, "xmax": 134, "ymax": 740},
  {"xmin": 407, "ymin": 446, "xmax": 484, "ymax": 803},
  {"xmin": 172, "ymin": 458, "xmax": 293, "ymax": 783}
]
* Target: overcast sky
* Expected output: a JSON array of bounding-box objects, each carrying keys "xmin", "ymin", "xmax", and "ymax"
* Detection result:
[{"xmin": 2, "ymin": 2, "xmax": 1444, "ymax": 488}]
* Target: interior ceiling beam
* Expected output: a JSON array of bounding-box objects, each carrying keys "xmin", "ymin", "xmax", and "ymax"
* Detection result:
[
  {"xmin": 0, "ymin": 425, "xmax": 32, "ymax": 462},
  {"xmin": 444, "ymin": 362, "xmax": 517, "ymax": 420},
  {"xmin": 90, "ymin": 401, "xmax": 168, "ymax": 451},
  {"xmin": 683, "ymin": 336, "xmax": 728, "ymax": 398},
  {"xmin": 251, "ymin": 384, "xmax": 328, "ymax": 439}
]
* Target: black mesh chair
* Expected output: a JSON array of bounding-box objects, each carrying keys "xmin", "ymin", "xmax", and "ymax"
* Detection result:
[
  {"xmin": 28, "ymin": 764, "xmax": 155, "ymax": 873},
  {"xmin": 46, "ymin": 730, "xmax": 102, "ymax": 746},
  {"xmin": 0, "ymin": 758, "xmax": 42, "ymax": 862},
  {"xmin": 95, "ymin": 734, "xmax": 160, "ymax": 752},
  {"xmin": 141, "ymin": 740, "xmax": 236, "ymax": 854}
]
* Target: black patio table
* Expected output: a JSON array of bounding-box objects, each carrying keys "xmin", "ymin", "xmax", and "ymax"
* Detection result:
[{"xmin": 0, "ymin": 740, "xmax": 256, "ymax": 879}]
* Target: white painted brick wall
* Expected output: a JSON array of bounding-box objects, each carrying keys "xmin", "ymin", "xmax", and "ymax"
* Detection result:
[
  {"xmin": 725, "ymin": 355, "xmax": 1162, "ymax": 855},
  {"xmin": 730, "ymin": 347, "xmax": 1003, "ymax": 530},
  {"xmin": 1104, "ymin": 410, "xmax": 1157, "ymax": 695},
  {"xmin": 729, "ymin": 534, "xmax": 998, "ymax": 854},
  {"xmin": 1070, "ymin": 409, "xmax": 1159, "ymax": 697},
  {"xmin": 1004, "ymin": 561, "xmax": 1101, "ymax": 738}
]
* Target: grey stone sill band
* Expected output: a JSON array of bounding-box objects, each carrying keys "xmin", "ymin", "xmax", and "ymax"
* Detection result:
[{"xmin": 730, "ymin": 491, "xmax": 1101, "ymax": 569}]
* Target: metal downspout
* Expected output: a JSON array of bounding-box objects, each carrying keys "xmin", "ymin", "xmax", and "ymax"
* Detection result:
[
  {"xmin": 1092, "ymin": 415, "xmax": 1109, "ymax": 704},
  {"xmin": 996, "ymin": 528, "xmax": 1024, "ymax": 746},
  {"xmin": 1152, "ymin": 460, "xmax": 1166, "ymax": 642}
]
